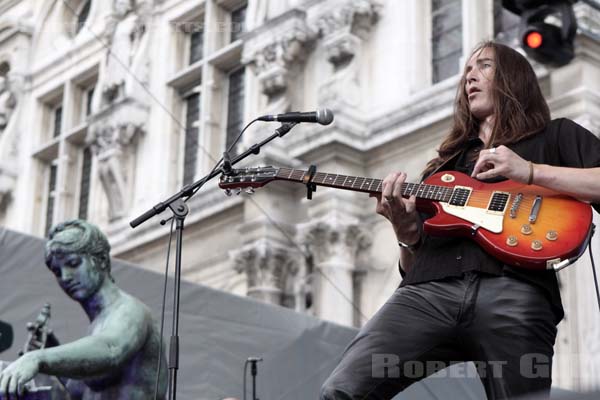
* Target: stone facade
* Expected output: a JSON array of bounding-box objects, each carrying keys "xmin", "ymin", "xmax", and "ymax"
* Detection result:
[{"xmin": 0, "ymin": 0, "xmax": 599, "ymax": 392}]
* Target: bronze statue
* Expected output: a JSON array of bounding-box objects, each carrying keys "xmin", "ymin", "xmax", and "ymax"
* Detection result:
[{"xmin": 0, "ymin": 220, "xmax": 167, "ymax": 399}]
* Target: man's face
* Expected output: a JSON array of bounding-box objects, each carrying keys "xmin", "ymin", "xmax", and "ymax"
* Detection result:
[
  {"xmin": 46, "ymin": 237, "xmax": 104, "ymax": 302},
  {"xmin": 464, "ymin": 47, "xmax": 496, "ymax": 121}
]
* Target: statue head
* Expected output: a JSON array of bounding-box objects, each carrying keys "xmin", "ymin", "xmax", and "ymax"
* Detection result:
[
  {"xmin": 45, "ymin": 220, "xmax": 113, "ymax": 301},
  {"xmin": 114, "ymin": 0, "xmax": 134, "ymax": 18}
]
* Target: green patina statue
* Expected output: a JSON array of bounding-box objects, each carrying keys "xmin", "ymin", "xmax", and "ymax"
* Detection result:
[{"xmin": 0, "ymin": 220, "xmax": 168, "ymax": 399}]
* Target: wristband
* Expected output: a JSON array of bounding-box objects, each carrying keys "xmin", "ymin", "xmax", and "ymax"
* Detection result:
[
  {"xmin": 527, "ymin": 161, "xmax": 534, "ymax": 185},
  {"xmin": 398, "ymin": 237, "xmax": 421, "ymax": 253}
]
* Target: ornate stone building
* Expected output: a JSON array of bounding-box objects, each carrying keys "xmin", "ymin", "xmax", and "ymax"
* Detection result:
[{"xmin": 0, "ymin": 0, "xmax": 599, "ymax": 391}]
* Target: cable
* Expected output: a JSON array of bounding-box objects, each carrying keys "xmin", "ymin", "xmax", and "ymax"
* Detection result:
[
  {"xmin": 243, "ymin": 359, "xmax": 249, "ymax": 400},
  {"xmin": 154, "ymin": 218, "xmax": 175, "ymax": 400},
  {"xmin": 589, "ymin": 235, "xmax": 600, "ymax": 313}
]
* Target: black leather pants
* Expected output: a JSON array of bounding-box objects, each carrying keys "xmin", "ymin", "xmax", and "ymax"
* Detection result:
[{"xmin": 320, "ymin": 272, "xmax": 558, "ymax": 400}]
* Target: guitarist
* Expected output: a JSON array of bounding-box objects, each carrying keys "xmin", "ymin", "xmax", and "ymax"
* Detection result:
[
  {"xmin": 0, "ymin": 220, "xmax": 168, "ymax": 399},
  {"xmin": 321, "ymin": 41, "xmax": 600, "ymax": 399}
]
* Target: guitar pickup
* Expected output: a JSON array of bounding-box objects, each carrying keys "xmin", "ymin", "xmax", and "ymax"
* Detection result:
[
  {"xmin": 487, "ymin": 191, "xmax": 510, "ymax": 215},
  {"xmin": 528, "ymin": 195, "xmax": 542, "ymax": 224},
  {"xmin": 448, "ymin": 186, "xmax": 472, "ymax": 207}
]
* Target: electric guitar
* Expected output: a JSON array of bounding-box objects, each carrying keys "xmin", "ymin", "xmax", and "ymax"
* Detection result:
[{"xmin": 219, "ymin": 166, "xmax": 594, "ymax": 271}]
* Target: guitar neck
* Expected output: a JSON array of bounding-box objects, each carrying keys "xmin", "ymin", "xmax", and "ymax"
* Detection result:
[{"xmin": 276, "ymin": 167, "xmax": 454, "ymax": 202}]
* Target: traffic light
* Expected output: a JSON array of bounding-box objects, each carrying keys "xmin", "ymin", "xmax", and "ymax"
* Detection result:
[{"xmin": 502, "ymin": 0, "xmax": 578, "ymax": 67}]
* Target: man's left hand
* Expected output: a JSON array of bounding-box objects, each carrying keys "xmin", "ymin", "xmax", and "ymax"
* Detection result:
[{"xmin": 471, "ymin": 145, "xmax": 531, "ymax": 183}]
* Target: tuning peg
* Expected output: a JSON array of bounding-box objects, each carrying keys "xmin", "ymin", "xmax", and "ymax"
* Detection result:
[
  {"xmin": 235, "ymin": 188, "xmax": 242, "ymax": 195},
  {"xmin": 224, "ymin": 189, "xmax": 232, "ymax": 196},
  {"xmin": 245, "ymin": 187, "xmax": 255, "ymax": 195}
]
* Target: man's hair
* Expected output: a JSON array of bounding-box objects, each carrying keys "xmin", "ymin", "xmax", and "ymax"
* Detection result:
[
  {"xmin": 422, "ymin": 41, "xmax": 551, "ymax": 179},
  {"xmin": 45, "ymin": 219, "xmax": 112, "ymax": 279}
]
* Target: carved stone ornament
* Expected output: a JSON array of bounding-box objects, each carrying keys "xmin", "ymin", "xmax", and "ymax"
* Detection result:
[
  {"xmin": 87, "ymin": 99, "xmax": 148, "ymax": 221},
  {"xmin": 301, "ymin": 221, "xmax": 372, "ymax": 268},
  {"xmin": 312, "ymin": 0, "xmax": 381, "ymax": 39},
  {"xmin": 0, "ymin": 74, "xmax": 21, "ymax": 212},
  {"xmin": 310, "ymin": 0, "xmax": 381, "ymax": 110},
  {"xmin": 231, "ymin": 240, "xmax": 300, "ymax": 305},
  {"xmin": 98, "ymin": 0, "xmax": 150, "ymax": 109},
  {"xmin": 0, "ymin": 162, "xmax": 16, "ymax": 210},
  {"xmin": 243, "ymin": 9, "xmax": 315, "ymax": 99},
  {"xmin": 0, "ymin": 76, "xmax": 16, "ymax": 134}
]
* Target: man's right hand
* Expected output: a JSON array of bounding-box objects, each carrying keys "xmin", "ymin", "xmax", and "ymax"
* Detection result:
[{"xmin": 370, "ymin": 172, "xmax": 420, "ymax": 245}]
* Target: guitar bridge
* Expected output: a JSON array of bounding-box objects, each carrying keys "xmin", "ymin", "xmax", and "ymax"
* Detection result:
[{"xmin": 529, "ymin": 195, "xmax": 543, "ymax": 224}]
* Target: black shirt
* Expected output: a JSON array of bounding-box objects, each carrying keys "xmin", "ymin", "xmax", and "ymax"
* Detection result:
[{"xmin": 399, "ymin": 118, "xmax": 600, "ymax": 323}]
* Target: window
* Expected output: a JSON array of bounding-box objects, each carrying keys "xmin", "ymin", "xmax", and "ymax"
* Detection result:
[
  {"xmin": 78, "ymin": 147, "xmax": 92, "ymax": 220},
  {"xmin": 189, "ymin": 23, "xmax": 204, "ymax": 65},
  {"xmin": 85, "ymin": 87, "xmax": 94, "ymax": 116},
  {"xmin": 230, "ymin": 5, "xmax": 247, "ymax": 42},
  {"xmin": 225, "ymin": 68, "xmax": 245, "ymax": 154},
  {"xmin": 34, "ymin": 73, "xmax": 98, "ymax": 234},
  {"xmin": 431, "ymin": 0, "xmax": 463, "ymax": 84},
  {"xmin": 45, "ymin": 164, "xmax": 57, "ymax": 235},
  {"xmin": 183, "ymin": 90, "xmax": 201, "ymax": 185},
  {"xmin": 170, "ymin": 2, "xmax": 246, "ymax": 185},
  {"xmin": 53, "ymin": 106, "xmax": 63, "ymax": 138}
]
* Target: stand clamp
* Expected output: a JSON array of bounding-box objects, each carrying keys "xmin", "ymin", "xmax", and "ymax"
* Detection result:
[{"xmin": 303, "ymin": 165, "xmax": 317, "ymax": 200}]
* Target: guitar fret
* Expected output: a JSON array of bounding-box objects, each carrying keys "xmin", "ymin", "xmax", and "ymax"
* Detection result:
[{"xmin": 354, "ymin": 177, "xmax": 364, "ymax": 190}]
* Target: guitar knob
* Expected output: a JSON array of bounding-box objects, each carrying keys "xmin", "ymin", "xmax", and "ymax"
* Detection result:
[
  {"xmin": 235, "ymin": 188, "xmax": 242, "ymax": 195},
  {"xmin": 521, "ymin": 224, "xmax": 532, "ymax": 235},
  {"xmin": 506, "ymin": 235, "xmax": 518, "ymax": 247},
  {"xmin": 245, "ymin": 187, "xmax": 255, "ymax": 195},
  {"xmin": 531, "ymin": 240, "xmax": 543, "ymax": 251},
  {"xmin": 546, "ymin": 230, "xmax": 558, "ymax": 241},
  {"xmin": 224, "ymin": 189, "xmax": 232, "ymax": 197}
]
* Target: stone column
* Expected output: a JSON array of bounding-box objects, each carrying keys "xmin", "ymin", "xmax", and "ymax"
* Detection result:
[{"xmin": 301, "ymin": 220, "xmax": 372, "ymax": 326}]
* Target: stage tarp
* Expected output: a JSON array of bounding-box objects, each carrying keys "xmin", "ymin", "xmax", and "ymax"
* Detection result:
[{"xmin": 0, "ymin": 228, "xmax": 578, "ymax": 399}]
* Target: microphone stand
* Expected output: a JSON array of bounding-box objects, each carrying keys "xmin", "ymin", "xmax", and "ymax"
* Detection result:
[
  {"xmin": 129, "ymin": 122, "xmax": 297, "ymax": 400},
  {"xmin": 250, "ymin": 359, "xmax": 260, "ymax": 400}
]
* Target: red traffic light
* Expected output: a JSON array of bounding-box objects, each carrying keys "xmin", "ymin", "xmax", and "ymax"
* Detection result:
[{"xmin": 525, "ymin": 31, "xmax": 543, "ymax": 49}]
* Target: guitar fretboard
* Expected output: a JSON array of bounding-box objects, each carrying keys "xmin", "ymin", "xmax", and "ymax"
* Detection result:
[{"xmin": 277, "ymin": 167, "xmax": 455, "ymax": 202}]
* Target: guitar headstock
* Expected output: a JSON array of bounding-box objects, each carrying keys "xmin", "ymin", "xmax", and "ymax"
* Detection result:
[{"xmin": 219, "ymin": 166, "xmax": 280, "ymax": 195}]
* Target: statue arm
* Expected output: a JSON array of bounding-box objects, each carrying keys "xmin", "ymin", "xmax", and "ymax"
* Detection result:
[
  {"xmin": 0, "ymin": 303, "xmax": 150, "ymax": 395},
  {"xmin": 36, "ymin": 301, "xmax": 151, "ymax": 379}
]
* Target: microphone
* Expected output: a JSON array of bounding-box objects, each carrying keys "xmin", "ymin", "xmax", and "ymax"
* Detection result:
[{"xmin": 257, "ymin": 109, "xmax": 334, "ymax": 125}]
